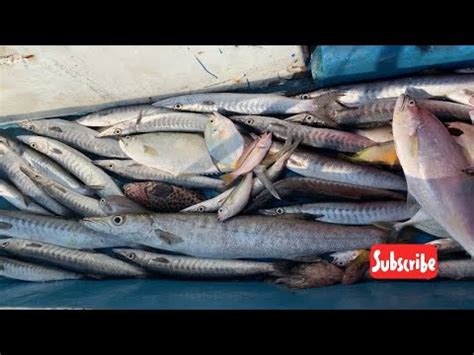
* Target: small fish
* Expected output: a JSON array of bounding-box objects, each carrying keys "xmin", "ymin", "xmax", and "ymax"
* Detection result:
[
  {"xmin": 119, "ymin": 132, "xmax": 220, "ymax": 176},
  {"xmin": 204, "ymin": 112, "xmax": 245, "ymax": 173},
  {"xmin": 19, "ymin": 119, "xmax": 128, "ymax": 158},
  {"xmin": 97, "ymin": 110, "xmax": 209, "ymax": 137},
  {"xmin": 76, "ymin": 104, "xmax": 162, "ymax": 127},
  {"xmin": 153, "ymin": 92, "xmax": 329, "ymax": 115},
  {"xmin": 113, "ymin": 248, "xmax": 281, "ymax": 279},
  {"xmin": 393, "ymin": 94, "xmax": 474, "ymax": 256},
  {"xmin": 81, "ymin": 213, "xmax": 388, "ymax": 261},
  {"xmin": 218, "ymin": 172, "xmax": 253, "ymax": 222},
  {"xmin": 17, "ymin": 135, "xmax": 123, "ymax": 198},
  {"xmin": 93, "ymin": 159, "xmax": 225, "ymax": 191},
  {"xmin": 222, "ymin": 132, "xmax": 272, "ymax": 184},
  {"xmin": 123, "ymin": 182, "xmax": 204, "ymax": 212},
  {"xmin": 0, "ymin": 178, "xmax": 52, "ymax": 215},
  {"xmin": 99, "ymin": 195, "xmax": 150, "ymax": 215},
  {"xmin": 0, "ymin": 238, "xmax": 149, "ymax": 278},
  {"xmin": 0, "ymin": 256, "xmax": 83, "ymax": 282},
  {"xmin": 259, "ymin": 201, "xmax": 413, "ymax": 225}
]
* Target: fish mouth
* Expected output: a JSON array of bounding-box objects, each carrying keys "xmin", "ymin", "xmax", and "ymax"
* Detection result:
[{"xmin": 80, "ymin": 217, "xmax": 107, "ymax": 232}]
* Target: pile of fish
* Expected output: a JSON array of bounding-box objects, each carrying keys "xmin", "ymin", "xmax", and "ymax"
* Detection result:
[{"xmin": 0, "ymin": 73, "xmax": 473, "ymax": 289}]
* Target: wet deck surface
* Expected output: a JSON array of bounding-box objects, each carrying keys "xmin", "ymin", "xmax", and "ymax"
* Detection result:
[{"xmin": 1, "ymin": 278, "xmax": 473, "ymax": 309}]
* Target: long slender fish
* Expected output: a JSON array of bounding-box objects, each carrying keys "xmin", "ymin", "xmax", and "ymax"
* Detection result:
[
  {"xmin": 182, "ymin": 142, "xmax": 296, "ymax": 213},
  {"xmin": 93, "ymin": 159, "xmax": 225, "ymax": 191},
  {"xmin": 0, "ymin": 142, "xmax": 71, "ymax": 216},
  {"xmin": 153, "ymin": 92, "xmax": 328, "ymax": 115},
  {"xmin": 204, "ymin": 112, "xmax": 245, "ymax": 173},
  {"xmin": 81, "ymin": 213, "xmax": 388, "ymax": 261},
  {"xmin": 113, "ymin": 248, "xmax": 279, "ymax": 279},
  {"xmin": 438, "ymin": 259, "xmax": 474, "ymax": 280},
  {"xmin": 230, "ymin": 115, "xmax": 375, "ymax": 153},
  {"xmin": 259, "ymin": 201, "xmax": 412, "ymax": 225},
  {"xmin": 20, "ymin": 166, "xmax": 107, "ymax": 217},
  {"xmin": 17, "ymin": 135, "xmax": 123, "ymax": 198},
  {"xmin": 0, "ymin": 256, "xmax": 83, "ymax": 282},
  {"xmin": 393, "ymin": 94, "xmax": 474, "ymax": 256},
  {"xmin": 97, "ymin": 110, "xmax": 209, "ymax": 137},
  {"xmin": 299, "ymin": 74, "xmax": 474, "ymax": 106},
  {"xmin": 0, "ymin": 210, "xmax": 126, "ymax": 249},
  {"xmin": 76, "ymin": 105, "xmax": 164, "ymax": 127},
  {"xmin": 314, "ymin": 99, "xmax": 474, "ymax": 128},
  {"xmin": 0, "ymin": 135, "xmax": 90, "ymax": 195},
  {"xmin": 0, "ymin": 239, "xmax": 148, "ymax": 278},
  {"xmin": 119, "ymin": 132, "xmax": 220, "ymax": 175},
  {"xmin": 0, "ymin": 178, "xmax": 52, "ymax": 215},
  {"xmin": 277, "ymin": 145, "xmax": 407, "ymax": 191},
  {"xmin": 19, "ymin": 119, "xmax": 128, "ymax": 158},
  {"xmin": 123, "ymin": 182, "xmax": 204, "ymax": 212},
  {"xmin": 246, "ymin": 176, "xmax": 405, "ymax": 212}
]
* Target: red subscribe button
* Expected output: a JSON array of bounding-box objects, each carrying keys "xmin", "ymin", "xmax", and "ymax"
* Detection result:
[{"xmin": 369, "ymin": 244, "xmax": 438, "ymax": 280}]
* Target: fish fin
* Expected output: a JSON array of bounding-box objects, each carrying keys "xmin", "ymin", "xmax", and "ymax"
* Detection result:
[
  {"xmin": 405, "ymin": 87, "xmax": 437, "ymax": 99},
  {"xmin": 261, "ymin": 137, "xmax": 303, "ymax": 167},
  {"xmin": 409, "ymin": 133, "xmax": 419, "ymax": 156},
  {"xmin": 48, "ymin": 126, "xmax": 63, "ymax": 133},
  {"xmin": 222, "ymin": 173, "xmax": 237, "ymax": 185},
  {"xmin": 143, "ymin": 145, "xmax": 159, "ymax": 156},
  {"xmin": 155, "ymin": 230, "xmax": 184, "ymax": 245},
  {"xmin": 51, "ymin": 147, "xmax": 63, "ymax": 155},
  {"xmin": 406, "ymin": 191, "xmax": 421, "ymax": 215},
  {"xmin": 136, "ymin": 109, "xmax": 144, "ymax": 125},
  {"xmin": 462, "ymin": 166, "xmax": 474, "ymax": 175},
  {"xmin": 0, "ymin": 222, "xmax": 13, "ymax": 229},
  {"xmin": 22, "ymin": 195, "xmax": 33, "ymax": 207},
  {"xmin": 87, "ymin": 185, "xmax": 105, "ymax": 190},
  {"xmin": 311, "ymin": 214, "xmax": 327, "ymax": 220},
  {"xmin": 253, "ymin": 165, "xmax": 280, "ymax": 200}
]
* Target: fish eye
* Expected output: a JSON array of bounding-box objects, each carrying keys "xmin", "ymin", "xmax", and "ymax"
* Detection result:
[
  {"xmin": 218, "ymin": 208, "xmax": 224, "ymax": 213},
  {"xmin": 99, "ymin": 198, "xmax": 106, "ymax": 205},
  {"xmin": 109, "ymin": 164, "xmax": 114, "ymax": 169},
  {"xmin": 209, "ymin": 118, "xmax": 214, "ymax": 123},
  {"xmin": 276, "ymin": 207, "xmax": 284, "ymax": 215},
  {"xmin": 114, "ymin": 128, "xmax": 122, "ymax": 135},
  {"xmin": 408, "ymin": 100, "xmax": 415, "ymax": 106},
  {"xmin": 125, "ymin": 136, "xmax": 131, "ymax": 140},
  {"xmin": 30, "ymin": 143, "xmax": 37, "ymax": 149},
  {"xmin": 127, "ymin": 252, "xmax": 136, "ymax": 260},
  {"xmin": 198, "ymin": 206, "xmax": 205, "ymax": 212},
  {"xmin": 174, "ymin": 103, "xmax": 183, "ymax": 109},
  {"xmin": 246, "ymin": 118, "xmax": 254, "ymax": 125},
  {"xmin": 1, "ymin": 240, "xmax": 9, "ymax": 247},
  {"xmin": 112, "ymin": 216, "xmax": 124, "ymax": 226},
  {"xmin": 305, "ymin": 115, "xmax": 313, "ymax": 121},
  {"xmin": 28, "ymin": 125, "xmax": 35, "ymax": 131},
  {"xmin": 301, "ymin": 94, "xmax": 310, "ymax": 100}
]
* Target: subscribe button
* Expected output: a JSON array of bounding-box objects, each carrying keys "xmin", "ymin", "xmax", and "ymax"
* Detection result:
[{"xmin": 369, "ymin": 244, "xmax": 438, "ymax": 280}]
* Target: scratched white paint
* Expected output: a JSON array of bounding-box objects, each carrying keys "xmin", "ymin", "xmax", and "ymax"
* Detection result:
[{"xmin": 0, "ymin": 46, "xmax": 308, "ymax": 124}]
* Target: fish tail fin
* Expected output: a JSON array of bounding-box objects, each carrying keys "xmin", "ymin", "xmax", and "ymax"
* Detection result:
[
  {"xmin": 253, "ymin": 165, "xmax": 280, "ymax": 200},
  {"xmin": 373, "ymin": 221, "xmax": 399, "ymax": 243}
]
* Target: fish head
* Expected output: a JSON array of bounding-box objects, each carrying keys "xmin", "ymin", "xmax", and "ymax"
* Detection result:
[
  {"xmin": 393, "ymin": 94, "xmax": 424, "ymax": 135},
  {"xmin": 217, "ymin": 205, "xmax": 233, "ymax": 222},
  {"xmin": 19, "ymin": 165, "xmax": 51, "ymax": 187},
  {"xmin": 93, "ymin": 159, "xmax": 120, "ymax": 172},
  {"xmin": 153, "ymin": 95, "xmax": 217, "ymax": 112},
  {"xmin": 16, "ymin": 135, "xmax": 50, "ymax": 154},
  {"xmin": 81, "ymin": 214, "xmax": 153, "ymax": 236},
  {"xmin": 258, "ymin": 207, "xmax": 286, "ymax": 216},
  {"xmin": 96, "ymin": 125, "xmax": 124, "ymax": 138},
  {"xmin": 0, "ymin": 238, "xmax": 42, "ymax": 252},
  {"xmin": 19, "ymin": 119, "xmax": 64, "ymax": 135},
  {"xmin": 99, "ymin": 195, "xmax": 148, "ymax": 215},
  {"xmin": 228, "ymin": 115, "xmax": 268, "ymax": 132},
  {"xmin": 0, "ymin": 238, "xmax": 14, "ymax": 251}
]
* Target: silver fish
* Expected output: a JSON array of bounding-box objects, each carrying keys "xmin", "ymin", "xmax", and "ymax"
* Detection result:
[
  {"xmin": 93, "ymin": 159, "xmax": 225, "ymax": 191},
  {"xmin": 276, "ymin": 144, "xmax": 407, "ymax": 191},
  {"xmin": 218, "ymin": 172, "xmax": 253, "ymax": 221},
  {"xmin": 153, "ymin": 92, "xmax": 326, "ymax": 115},
  {"xmin": 0, "ymin": 142, "xmax": 71, "ymax": 216},
  {"xmin": 118, "ymin": 132, "xmax": 220, "ymax": 175},
  {"xmin": 0, "ymin": 256, "xmax": 83, "ymax": 282},
  {"xmin": 0, "ymin": 238, "xmax": 148, "ymax": 278},
  {"xmin": 0, "ymin": 209, "xmax": 126, "ymax": 249},
  {"xmin": 204, "ymin": 112, "xmax": 245, "ymax": 173},
  {"xmin": 113, "ymin": 248, "xmax": 279, "ymax": 279},
  {"xmin": 97, "ymin": 110, "xmax": 209, "ymax": 137},
  {"xmin": 19, "ymin": 119, "xmax": 128, "ymax": 158},
  {"xmin": 300, "ymin": 74, "xmax": 474, "ymax": 106},
  {"xmin": 438, "ymin": 259, "xmax": 474, "ymax": 280},
  {"xmin": 20, "ymin": 166, "xmax": 107, "ymax": 217},
  {"xmin": 230, "ymin": 115, "xmax": 375, "ymax": 153},
  {"xmin": 76, "ymin": 104, "xmax": 163, "ymax": 127},
  {"xmin": 81, "ymin": 213, "xmax": 387, "ymax": 261},
  {"xmin": 0, "ymin": 135, "xmax": 90, "ymax": 195},
  {"xmin": 259, "ymin": 201, "xmax": 412, "ymax": 225},
  {"xmin": 393, "ymin": 94, "xmax": 474, "ymax": 256},
  {"xmin": 0, "ymin": 178, "xmax": 52, "ymax": 215},
  {"xmin": 17, "ymin": 135, "xmax": 123, "ymax": 198}
]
